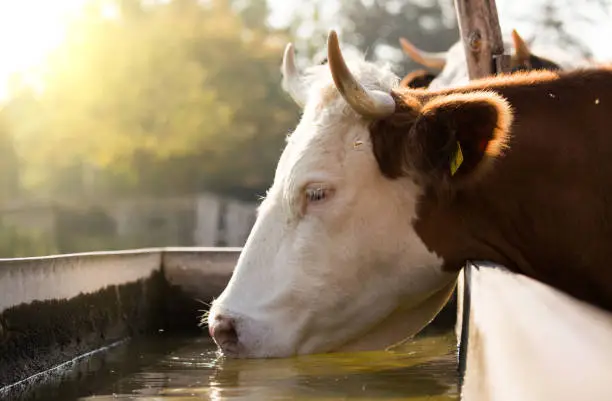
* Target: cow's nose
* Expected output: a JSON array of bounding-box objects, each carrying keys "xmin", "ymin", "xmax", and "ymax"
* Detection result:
[{"xmin": 209, "ymin": 315, "xmax": 239, "ymax": 353}]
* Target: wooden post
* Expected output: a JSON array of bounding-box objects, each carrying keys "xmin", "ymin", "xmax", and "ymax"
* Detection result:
[{"xmin": 453, "ymin": 0, "xmax": 511, "ymax": 79}]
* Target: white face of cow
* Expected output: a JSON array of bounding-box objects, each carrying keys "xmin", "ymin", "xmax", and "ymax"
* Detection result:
[{"xmin": 207, "ymin": 31, "xmax": 458, "ymax": 358}]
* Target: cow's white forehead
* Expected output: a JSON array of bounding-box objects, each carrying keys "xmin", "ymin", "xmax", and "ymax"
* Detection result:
[
  {"xmin": 298, "ymin": 56, "xmax": 400, "ymax": 117},
  {"xmin": 269, "ymin": 56, "xmax": 401, "ymax": 210}
]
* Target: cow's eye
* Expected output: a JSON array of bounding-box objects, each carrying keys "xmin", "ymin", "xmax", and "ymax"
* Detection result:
[{"xmin": 305, "ymin": 184, "xmax": 332, "ymax": 204}]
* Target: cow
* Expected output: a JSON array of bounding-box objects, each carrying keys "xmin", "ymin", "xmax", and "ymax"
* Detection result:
[
  {"xmin": 399, "ymin": 29, "xmax": 585, "ymax": 89},
  {"xmin": 207, "ymin": 30, "xmax": 612, "ymax": 359}
]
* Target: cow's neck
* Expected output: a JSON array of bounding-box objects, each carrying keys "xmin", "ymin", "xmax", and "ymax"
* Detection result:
[{"xmin": 416, "ymin": 180, "xmax": 612, "ymax": 311}]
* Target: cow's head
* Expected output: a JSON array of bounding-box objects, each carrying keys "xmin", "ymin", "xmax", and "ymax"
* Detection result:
[
  {"xmin": 399, "ymin": 29, "xmax": 562, "ymax": 89},
  {"xmin": 207, "ymin": 31, "xmax": 511, "ymax": 358}
]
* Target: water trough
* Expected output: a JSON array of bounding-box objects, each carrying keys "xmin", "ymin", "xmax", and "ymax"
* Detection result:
[
  {"xmin": 1, "ymin": 248, "xmax": 611, "ymax": 400},
  {"xmin": 0, "ymin": 248, "xmax": 240, "ymax": 399}
]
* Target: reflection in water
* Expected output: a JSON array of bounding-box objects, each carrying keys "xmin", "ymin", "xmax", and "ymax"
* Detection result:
[
  {"xmin": 199, "ymin": 334, "xmax": 458, "ymax": 401},
  {"xmin": 12, "ymin": 332, "xmax": 458, "ymax": 401}
]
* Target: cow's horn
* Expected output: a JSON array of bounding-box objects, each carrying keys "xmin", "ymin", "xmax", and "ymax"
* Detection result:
[
  {"xmin": 511, "ymin": 29, "xmax": 531, "ymax": 62},
  {"xmin": 281, "ymin": 43, "xmax": 307, "ymax": 107},
  {"xmin": 399, "ymin": 37, "xmax": 446, "ymax": 70},
  {"xmin": 327, "ymin": 30, "xmax": 395, "ymax": 118}
]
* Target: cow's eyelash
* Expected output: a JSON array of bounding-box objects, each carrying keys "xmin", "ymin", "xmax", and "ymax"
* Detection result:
[{"xmin": 305, "ymin": 187, "xmax": 328, "ymax": 203}]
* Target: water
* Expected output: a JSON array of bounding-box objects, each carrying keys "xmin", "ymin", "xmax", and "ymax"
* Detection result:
[{"xmin": 7, "ymin": 332, "xmax": 459, "ymax": 401}]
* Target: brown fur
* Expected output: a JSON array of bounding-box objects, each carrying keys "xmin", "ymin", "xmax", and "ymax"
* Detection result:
[{"xmin": 370, "ymin": 66, "xmax": 612, "ymax": 311}]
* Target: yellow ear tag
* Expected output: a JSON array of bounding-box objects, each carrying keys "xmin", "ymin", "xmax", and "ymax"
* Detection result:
[{"xmin": 450, "ymin": 141, "xmax": 464, "ymax": 176}]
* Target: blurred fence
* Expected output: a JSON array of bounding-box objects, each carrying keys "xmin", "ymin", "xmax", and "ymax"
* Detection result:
[{"xmin": 0, "ymin": 193, "xmax": 257, "ymax": 257}]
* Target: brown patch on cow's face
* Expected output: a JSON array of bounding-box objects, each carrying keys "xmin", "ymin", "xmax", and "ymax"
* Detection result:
[
  {"xmin": 369, "ymin": 93, "xmax": 422, "ymax": 180},
  {"xmin": 370, "ymin": 91, "xmax": 513, "ymax": 190}
]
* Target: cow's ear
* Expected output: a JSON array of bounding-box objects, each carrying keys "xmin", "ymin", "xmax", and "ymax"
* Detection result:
[{"xmin": 409, "ymin": 92, "xmax": 513, "ymax": 187}]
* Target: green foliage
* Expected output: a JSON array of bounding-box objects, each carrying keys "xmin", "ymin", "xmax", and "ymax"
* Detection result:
[
  {"xmin": 53, "ymin": 206, "xmax": 120, "ymax": 253},
  {"xmin": 3, "ymin": 0, "xmax": 298, "ymax": 203},
  {"xmin": 0, "ymin": 108, "xmax": 20, "ymax": 201},
  {"xmin": 0, "ymin": 224, "xmax": 57, "ymax": 258}
]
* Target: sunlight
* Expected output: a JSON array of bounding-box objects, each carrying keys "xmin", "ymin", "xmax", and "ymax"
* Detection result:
[{"xmin": 0, "ymin": 0, "xmax": 86, "ymax": 100}]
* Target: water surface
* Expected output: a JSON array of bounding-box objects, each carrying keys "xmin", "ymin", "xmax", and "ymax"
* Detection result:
[{"xmin": 10, "ymin": 332, "xmax": 459, "ymax": 401}]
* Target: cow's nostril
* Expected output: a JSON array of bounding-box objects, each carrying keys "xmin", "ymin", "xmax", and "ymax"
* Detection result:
[{"xmin": 209, "ymin": 315, "xmax": 239, "ymax": 352}]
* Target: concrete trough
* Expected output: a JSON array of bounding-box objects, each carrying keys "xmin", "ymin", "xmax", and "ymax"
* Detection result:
[
  {"xmin": 0, "ymin": 247, "xmax": 242, "ymax": 398},
  {"xmin": 3, "ymin": 247, "xmax": 610, "ymax": 400},
  {"xmin": 0, "ymin": 249, "xmax": 162, "ymax": 391}
]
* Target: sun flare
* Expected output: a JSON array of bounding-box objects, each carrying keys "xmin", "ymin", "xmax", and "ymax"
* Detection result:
[{"xmin": 0, "ymin": 0, "xmax": 86, "ymax": 100}]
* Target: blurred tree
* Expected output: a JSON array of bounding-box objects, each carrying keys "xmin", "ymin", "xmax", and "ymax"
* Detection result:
[
  {"xmin": 0, "ymin": 224, "xmax": 57, "ymax": 258},
  {"xmin": 519, "ymin": 0, "xmax": 611, "ymax": 59},
  {"xmin": 9, "ymin": 0, "xmax": 298, "ymax": 202},
  {"xmin": 0, "ymin": 108, "xmax": 20, "ymax": 201},
  {"xmin": 284, "ymin": 0, "xmax": 459, "ymax": 75},
  {"xmin": 231, "ymin": 0, "xmax": 270, "ymax": 31},
  {"xmin": 337, "ymin": 0, "xmax": 458, "ymax": 56}
]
